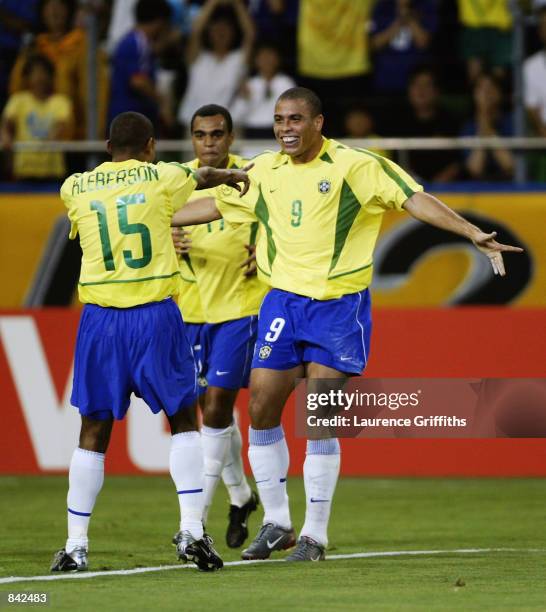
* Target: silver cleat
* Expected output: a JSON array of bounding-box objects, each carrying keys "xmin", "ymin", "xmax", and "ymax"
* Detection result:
[{"xmin": 50, "ymin": 547, "xmax": 88, "ymax": 572}]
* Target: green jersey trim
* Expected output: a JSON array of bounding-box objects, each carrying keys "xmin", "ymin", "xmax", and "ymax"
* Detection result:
[
  {"xmin": 181, "ymin": 253, "xmax": 195, "ymax": 275},
  {"xmin": 328, "ymin": 261, "xmax": 373, "ymax": 280},
  {"xmin": 329, "ymin": 179, "xmax": 362, "ymax": 273},
  {"xmin": 256, "ymin": 262, "xmax": 271, "ymax": 277},
  {"xmin": 355, "ymin": 148, "xmax": 415, "ymax": 199},
  {"xmin": 168, "ymin": 161, "xmax": 195, "ymax": 178},
  {"xmin": 320, "ymin": 151, "xmax": 334, "ymax": 163},
  {"xmin": 255, "ymin": 186, "xmax": 277, "ymax": 269},
  {"xmin": 79, "ymin": 271, "xmax": 181, "ymax": 287},
  {"xmin": 249, "ymin": 221, "xmax": 259, "ymax": 246}
]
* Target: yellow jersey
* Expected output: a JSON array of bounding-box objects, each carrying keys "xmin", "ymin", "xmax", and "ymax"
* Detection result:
[
  {"xmin": 298, "ymin": 0, "xmax": 374, "ymax": 78},
  {"xmin": 216, "ymin": 138, "xmax": 423, "ymax": 300},
  {"xmin": 2, "ymin": 91, "xmax": 72, "ymax": 178},
  {"xmin": 457, "ymin": 0, "xmax": 512, "ymax": 30},
  {"xmin": 177, "ymin": 155, "xmax": 269, "ymax": 323},
  {"xmin": 61, "ymin": 160, "xmax": 196, "ymax": 307}
]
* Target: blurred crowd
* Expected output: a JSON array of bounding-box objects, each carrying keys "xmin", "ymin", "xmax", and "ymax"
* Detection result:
[{"xmin": 1, "ymin": 0, "xmax": 546, "ymax": 184}]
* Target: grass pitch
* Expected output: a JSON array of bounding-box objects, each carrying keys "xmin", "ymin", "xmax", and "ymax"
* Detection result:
[{"xmin": 1, "ymin": 476, "xmax": 545, "ymax": 610}]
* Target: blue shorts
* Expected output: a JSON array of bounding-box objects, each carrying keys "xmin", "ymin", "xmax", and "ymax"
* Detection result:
[
  {"xmin": 185, "ymin": 316, "xmax": 258, "ymax": 393},
  {"xmin": 252, "ymin": 289, "xmax": 371, "ymax": 375},
  {"xmin": 71, "ymin": 298, "xmax": 197, "ymax": 420}
]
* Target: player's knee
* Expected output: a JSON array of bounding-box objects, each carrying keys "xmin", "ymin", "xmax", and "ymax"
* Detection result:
[
  {"xmin": 79, "ymin": 416, "xmax": 113, "ymax": 453},
  {"xmin": 168, "ymin": 403, "xmax": 198, "ymax": 434},
  {"xmin": 202, "ymin": 388, "xmax": 236, "ymax": 428},
  {"xmin": 248, "ymin": 393, "xmax": 279, "ymax": 429},
  {"xmin": 202, "ymin": 403, "xmax": 233, "ymax": 428}
]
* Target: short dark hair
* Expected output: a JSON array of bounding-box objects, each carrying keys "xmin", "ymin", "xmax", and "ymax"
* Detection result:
[
  {"xmin": 22, "ymin": 54, "xmax": 55, "ymax": 80},
  {"xmin": 408, "ymin": 64, "xmax": 439, "ymax": 88},
  {"xmin": 135, "ymin": 0, "xmax": 171, "ymax": 24},
  {"xmin": 190, "ymin": 104, "xmax": 233, "ymax": 133},
  {"xmin": 109, "ymin": 112, "xmax": 154, "ymax": 155},
  {"xmin": 38, "ymin": 0, "xmax": 76, "ymax": 35},
  {"xmin": 276, "ymin": 87, "xmax": 322, "ymax": 117}
]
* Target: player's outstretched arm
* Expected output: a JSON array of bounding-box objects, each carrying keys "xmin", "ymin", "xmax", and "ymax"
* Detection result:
[
  {"xmin": 403, "ymin": 191, "xmax": 524, "ymax": 276},
  {"xmin": 171, "ymin": 197, "xmax": 222, "ymax": 227},
  {"xmin": 194, "ymin": 163, "xmax": 254, "ymax": 195}
]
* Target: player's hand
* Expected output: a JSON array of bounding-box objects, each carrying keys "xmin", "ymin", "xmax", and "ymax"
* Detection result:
[
  {"xmin": 472, "ymin": 231, "xmax": 523, "ymax": 276},
  {"xmin": 227, "ymin": 163, "xmax": 254, "ymax": 196},
  {"xmin": 240, "ymin": 244, "xmax": 257, "ymax": 277},
  {"xmin": 171, "ymin": 227, "xmax": 192, "ymax": 255}
]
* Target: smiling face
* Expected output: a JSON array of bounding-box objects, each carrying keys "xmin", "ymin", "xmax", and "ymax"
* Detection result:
[
  {"xmin": 273, "ymin": 97, "xmax": 324, "ymax": 163},
  {"xmin": 191, "ymin": 114, "xmax": 233, "ymax": 168}
]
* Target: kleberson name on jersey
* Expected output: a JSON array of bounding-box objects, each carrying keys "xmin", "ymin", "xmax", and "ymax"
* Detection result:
[{"xmin": 71, "ymin": 165, "xmax": 160, "ymax": 195}]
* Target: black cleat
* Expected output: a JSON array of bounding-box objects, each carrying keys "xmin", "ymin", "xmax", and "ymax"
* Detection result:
[
  {"xmin": 241, "ymin": 523, "xmax": 296, "ymax": 560},
  {"xmin": 50, "ymin": 547, "xmax": 88, "ymax": 572},
  {"xmin": 226, "ymin": 491, "xmax": 259, "ymax": 548},
  {"xmin": 176, "ymin": 532, "xmax": 223, "ymax": 572},
  {"xmin": 285, "ymin": 536, "xmax": 326, "ymax": 562}
]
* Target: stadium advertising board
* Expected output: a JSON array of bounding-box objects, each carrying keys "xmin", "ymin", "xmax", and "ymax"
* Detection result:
[
  {"xmin": 0, "ymin": 191, "xmax": 545, "ymax": 307},
  {"xmin": 2, "ymin": 308, "xmax": 545, "ymax": 476}
]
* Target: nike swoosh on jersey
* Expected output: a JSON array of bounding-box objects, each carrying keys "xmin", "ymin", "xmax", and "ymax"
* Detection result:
[
  {"xmin": 267, "ymin": 535, "xmax": 285, "ymax": 549},
  {"xmin": 310, "ymin": 498, "xmax": 330, "ymax": 503},
  {"xmin": 216, "ymin": 370, "xmax": 230, "ymax": 375},
  {"xmin": 339, "ymin": 356, "xmax": 353, "ymax": 361}
]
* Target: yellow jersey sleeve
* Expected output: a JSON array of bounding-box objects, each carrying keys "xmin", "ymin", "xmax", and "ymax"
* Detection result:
[
  {"xmin": 2, "ymin": 93, "xmax": 20, "ymax": 120},
  {"xmin": 53, "ymin": 94, "xmax": 73, "ymax": 122},
  {"xmin": 347, "ymin": 150, "xmax": 423, "ymax": 213},
  {"xmin": 160, "ymin": 162, "xmax": 198, "ymax": 213},
  {"xmin": 60, "ymin": 173, "xmax": 80, "ymax": 239},
  {"xmin": 215, "ymin": 183, "xmax": 259, "ymax": 225}
]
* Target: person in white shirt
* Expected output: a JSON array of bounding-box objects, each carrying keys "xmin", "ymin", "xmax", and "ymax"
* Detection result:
[
  {"xmin": 178, "ymin": 0, "xmax": 254, "ymax": 131},
  {"xmin": 232, "ymin": 43, "xmax": 296, "ymax": 139},
  {"xmin": 524, "ymin": 8, "xmax": 546, "ymax": 139}
]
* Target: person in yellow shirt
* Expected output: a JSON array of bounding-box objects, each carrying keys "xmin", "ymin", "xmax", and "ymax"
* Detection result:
[
  {"xmin": 457, "ymin": 0, "xmax": 513, "ymax": 82},
  {"xmin": 172, "ymin": 87, "xmax": 523, "ymax": 562},
  {"xmin": 9, "ymin": 0, "xmax": 109, "ymax": 139},
  {"xmin": 1, "ymin": 54, "xmax": 72, "ymax": 180},
  {"xmin": 172, "ymin": 105, "xmax": 268, "ymax": 552},
  {"xmin": 52, "ymin": 111, "xmax": 251, "ymax": 574}
]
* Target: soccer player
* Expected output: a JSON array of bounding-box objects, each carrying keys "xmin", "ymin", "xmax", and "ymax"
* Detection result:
[
  {"xmin": 172, "ymin": 104, "xmax": 267, "ymax": 551},
  {"xmin": 172, "ymin": 87, "xmax": 523, "ymax": 561},
  {"xmin": 51, "ymin": 111, "xmax": 251, "ymax": 573}
]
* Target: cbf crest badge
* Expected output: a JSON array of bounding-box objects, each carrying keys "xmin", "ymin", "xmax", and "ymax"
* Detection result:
[
  {"xmin": 318, "ymin": 179, "xmax": 331, "ymax": 194},
  {"xmin": 258, "ymin": 345, "xmax": 272, "ymax": 359}
]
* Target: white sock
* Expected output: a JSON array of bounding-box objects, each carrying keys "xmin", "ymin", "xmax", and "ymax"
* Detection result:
[
  {"xmin": 201, "ymin": 424, "xmax": 231, "ymax": 524},
  {"xmin": 170, "ymin": 431, "xmax": 204, "ymax": 539},
  {"xmin": 248, "ymin": 426, "xmax": 291, "ymax": 529},
  {"xmin": 221, "ymin": 421, "xmax": 252, "ymax": 507},
  {"xmin": 65, "ymin": 447, "xmax": 105, "ymax": 553},
  {"xmin": 300, "ymin": 439, "xmax": 341, "ymax": 547}
]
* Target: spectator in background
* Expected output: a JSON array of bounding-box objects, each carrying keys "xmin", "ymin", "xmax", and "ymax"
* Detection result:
[
  {"xmin": 457, "ymin": 0, "xmax": 513, "ymax": 82},
  {"xmin": 395, "ymin": 65, "xmax": 460, "ymax": 183},
  {"xmin": 342, "ymin": 106, "xmax": 390, "ymax": 158},
  {"xmin": 1, "ymin": 54, "xmax": 72, "ymax": 181},
  {"xmin": 232, "ymin": 43, "xmax": 295, "ymax": 138},
  {"xmin": 177, "ymin": 0, "xmax": 255, "ymax": 132},
  {"xmin": 524, "ymin": 8, "xmax": 546, "ymax": 138},
  {"xmin": 0, "ymin": 1, "xmax": 39, "ymax": 111},
  {"xmin": 297, "ymin": 0, "xmax": 375, "ymax": 134},
  {"xmin": 461, "ymin": 72, "xmax": 514, "ymax": 182},
  {"xmin": 524, "ymin": 7, "xmax": 546, "ymax": 181},
  {"xmin": 248, "ymin": 0, "xmax": 298, "ymax": 73},
  {"xmin": 9, "ymin": 0, "xmax": 109, "ymax": 140},
  {"xmin": 109, "ymin": 0, "xmax": 172, "ymax": 130},
  {"xmin": 370, "ymin": 0, "xmax": 437, "ymax": 95}
]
